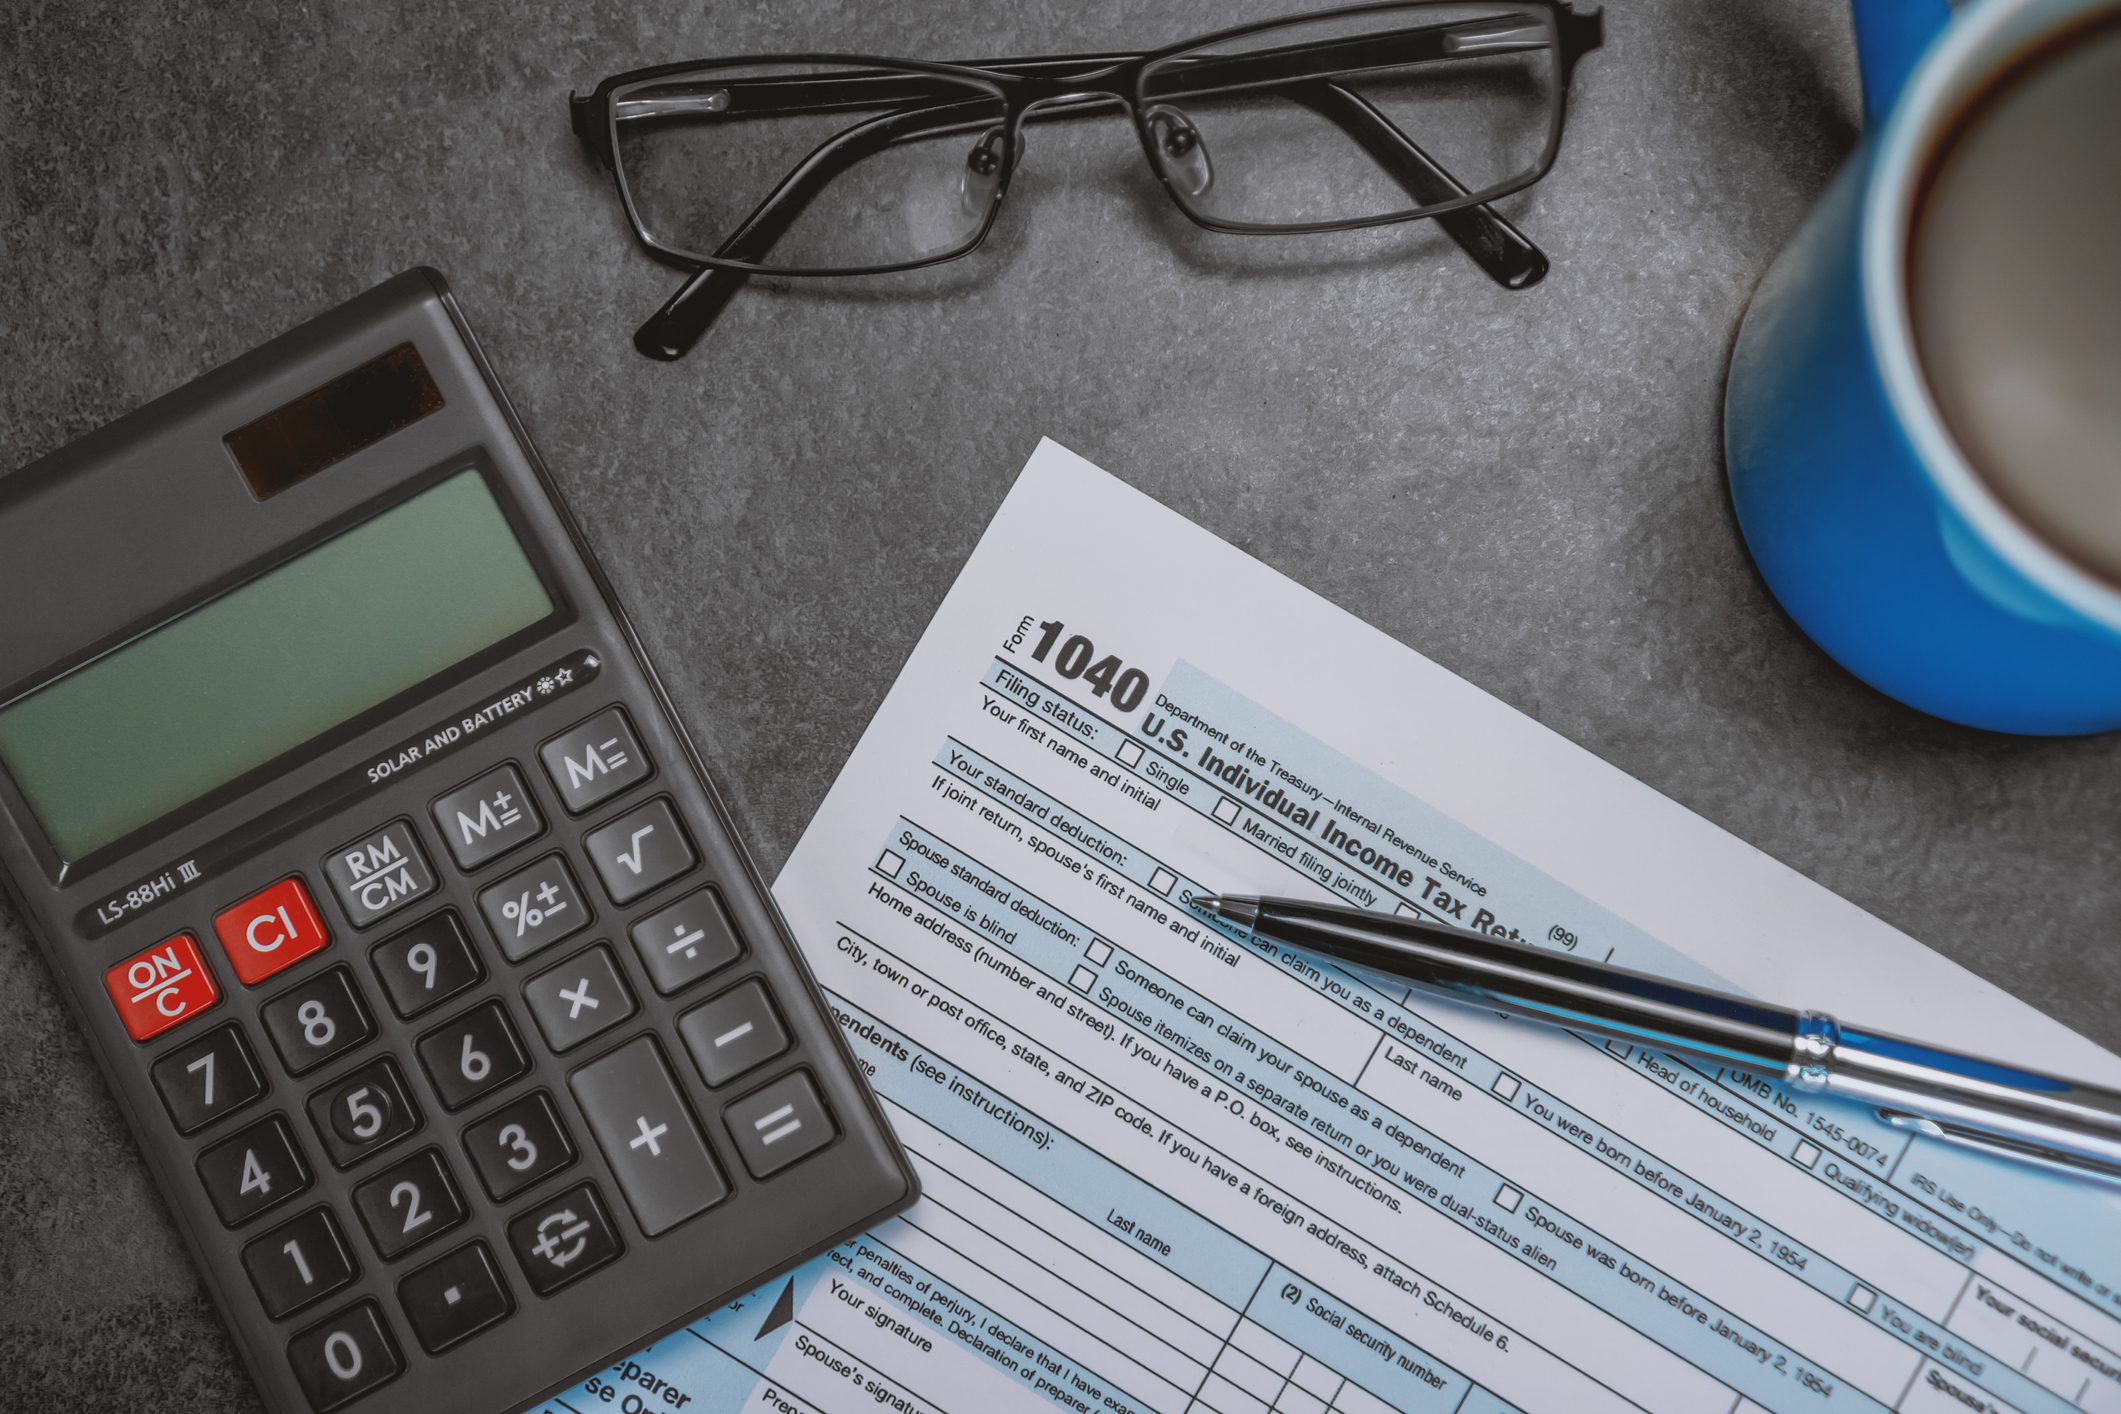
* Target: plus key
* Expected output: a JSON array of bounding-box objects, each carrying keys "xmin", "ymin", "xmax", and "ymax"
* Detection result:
[{"xmin": 568, "ymin": 1037, "xmax": 726, "ymax": 1236}]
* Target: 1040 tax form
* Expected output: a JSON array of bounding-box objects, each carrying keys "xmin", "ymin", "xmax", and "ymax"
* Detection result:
[{"xmin": 552, "ymin": 440, "xmax": 2121, "ymax": 1414}]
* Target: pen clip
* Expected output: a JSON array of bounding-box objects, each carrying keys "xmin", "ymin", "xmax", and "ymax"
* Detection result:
[{"xmin": 1876, "ymin": 1108, "xmax": 2121, "ymax": 1189}]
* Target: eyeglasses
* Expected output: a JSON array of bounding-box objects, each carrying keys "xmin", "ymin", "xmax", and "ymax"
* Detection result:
[{"xmin": 571, "ymin": 1, "xmax": 1604, "ymax": 360}]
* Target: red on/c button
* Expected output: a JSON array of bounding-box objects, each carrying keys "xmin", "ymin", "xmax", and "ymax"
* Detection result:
[
  {"xmin": 106, "ymin": 934, "xmax": 219, "ymax": 1041},
  {"xmin": 213, "ymin": 877, "xmax": 331, "ymax": 985}
]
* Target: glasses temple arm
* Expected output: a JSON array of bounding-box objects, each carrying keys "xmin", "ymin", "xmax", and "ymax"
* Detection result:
[{"xmin": 1296, "ymin": 82, "xmax": 1545, "ymax": 288}]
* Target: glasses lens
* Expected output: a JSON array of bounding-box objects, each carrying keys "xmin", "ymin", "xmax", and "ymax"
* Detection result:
[
  {"xmin": 1139, "ymin": 4, "xmax": 1559, "ymax": 227},
  {"xmin": 612, "ymin": 62, "xmax": 1010, "ymax": 272}
]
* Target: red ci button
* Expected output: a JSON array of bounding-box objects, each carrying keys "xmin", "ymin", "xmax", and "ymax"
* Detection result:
[
  {"xmin": 214, "ymin": 878, "xmax": 331, "ymax": 985},
  {"xmin": 106, "ymin": 934, "xmax": 219, "ymax": 1041}
]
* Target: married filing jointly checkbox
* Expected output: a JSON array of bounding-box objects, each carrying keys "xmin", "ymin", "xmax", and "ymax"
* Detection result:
[{"xmin": 1213, "ymin": 795, "xmax": 1240, "ymax": 824}]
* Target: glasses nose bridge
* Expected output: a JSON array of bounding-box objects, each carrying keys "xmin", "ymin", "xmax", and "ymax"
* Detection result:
[{"xmin": 1010, "ymin": 66, "xmax": 1136, "ymax": 121}]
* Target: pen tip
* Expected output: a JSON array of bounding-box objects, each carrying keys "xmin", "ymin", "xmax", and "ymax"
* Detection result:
[{"xmin": 1194, "ymin": 894, "xmax": 1260, "ymax": 929}]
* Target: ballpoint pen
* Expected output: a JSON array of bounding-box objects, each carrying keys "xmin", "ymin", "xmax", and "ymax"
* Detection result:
[{"xmin": 1194, "ymin": 893, "xmax": 2121, "ymax": 1188}]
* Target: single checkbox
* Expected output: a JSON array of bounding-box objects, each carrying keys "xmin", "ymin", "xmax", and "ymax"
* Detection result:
[
  {"xmin": 1848, "ymin": 1285, "xmax": 1875, "ymax": 1313},
  {"xmin": 1070, "ymin": 965, "xmax": 1096, "ymax": 993},
  {"xmin": 877, "ymin": 850, "xmax": 905, "ymax": 878},
  {"xmin": 1149, "ymin": 868, "xmax": 1177, "ymax": 896},
  {"xmin": 1085, "ymin": 939, "xmax": 1113, "ymax": 966},
  {"xmin": 1794, "ymin": 1141, "xmax": 1821, "ymax": 1169},
  {"xmin": 1491, "ymin": 1073, "xmax": 1521, "ymax": 1102},
  {"xmin": 1212, "ymin": 796, "xmax": 1240, "ymax": 824},
  {"xmin": 1116, "ymin": 741, "xmax": 1144, "ymax": 767},
  {"xmin": 1494, "ymin": 1184, "xmax": 1523, "ymax": 1213}
]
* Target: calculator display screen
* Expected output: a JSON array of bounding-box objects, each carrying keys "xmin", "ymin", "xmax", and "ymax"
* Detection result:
[{"xmin": 0, "ymin": 471, "xmax": 553, "ymax": 862}]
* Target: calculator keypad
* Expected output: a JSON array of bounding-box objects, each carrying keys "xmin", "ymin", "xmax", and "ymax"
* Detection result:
[
  {"xmin": 324, "ymin": 821, "xmax": 437, "ymax": 928},
  {"xmin": 287, "ymin": 1301, "xmax": 402, "ymax": 1411},
  {"xmin": 431, "ymin": 764, "xmax": 545, "ymax": 871},
  {"xmin": 214, "ymin": 877, "xmax": 331, "ymax": 986},
  {"xmin": 462, "ymin": 1091, "xmax": 575, "ymax": 1200},
  {"xmin": 400, "ymin": 1241, "xmax": 512, "ymax": 1353},
  {"xmin": 523, "ymin": 944, "xmax": 636, "ymax": 1053},
  {"xmin": 368, "ymin": 911, "xmax": 483, "ymax": 1018},
  {"xmin": 307, "ymin": 1057, "xmax": 421, "ymax": 1168},
  {"xmin": 199, "ymin": 1115, "xmax": 312, "ymax": 1226},
  {"xmin": 107, "ymin": 933, "xmax": 220, "ymax": 1041},
  {"xmin": 153, "ymin": 1023, "xmax": 267, "ymax": 1133},
  {"xmin": 478, "ymin": 853, "xmax": 590, "ymax": 962},
  {"xmin": 262, "ymin": 967, "xmax": 375, "ymax": 1076},
  {"xmin": 569, "ymin": 1036, "xmax": 728, "ymax": 1236},
  {"xmin": 352, "ymin": 1148, "xmax": 467, "ymax": 1260},
  {"xmin": 583, "ymin": 798, "xmax": 696, "ymax": 904},
  {"xmin": 507, "ymin": 1181, "xmax": 623, "ymax": 1295},
  {"xmin": 107, "ymin": 699, "xmax": 869, "ymax": 1412},
  {"xmin": 245, "ymin": 1207, "xmax": 358, "ymax": 1319},
  {"xmin": 415, "ymin": 1000, "xmax": 530, "ymax": 1110}
]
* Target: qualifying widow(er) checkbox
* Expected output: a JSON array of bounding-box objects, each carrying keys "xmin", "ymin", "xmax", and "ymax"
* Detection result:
[
  {"xmin": 1212, "ymin": 796, "xmax": 1240, "ymax": 824},
  {"xmin": 1149, "ymin": 868, "xmax": 1177, "ymax": 896},
  {"xmin": 1116, "ymin": 740, "xmax": 1144, "ymax": 767},
  {"xmin": 1794, "ymin": 1141, "xmax": 1822, "ymax": 1169},
  {"xmin": 877, "ymin": 850, "xmax": 905, "ymax": 878},
  {"xmin": 1070, "ymin": 965, "xmax": 1097, "ymax": 993},
  {"xmin": 1085, "ymin": 939, "xmax": 1113, "ymax": 966}
]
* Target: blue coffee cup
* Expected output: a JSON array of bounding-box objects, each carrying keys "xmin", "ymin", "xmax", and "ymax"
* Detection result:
[{"xmin": 1724, "ymin": 0, "xmax": 2121, "ymax": 734}]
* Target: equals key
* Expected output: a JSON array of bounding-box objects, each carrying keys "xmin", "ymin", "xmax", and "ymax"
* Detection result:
[{"xmin": 724, "ymin": 1071, "xmax": 835, "ymax": 1178}]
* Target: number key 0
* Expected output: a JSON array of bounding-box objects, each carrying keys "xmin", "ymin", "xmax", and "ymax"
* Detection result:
[{"xmin": 415, "ymin": 1001, "xmax": 528, "ymax": 1110}]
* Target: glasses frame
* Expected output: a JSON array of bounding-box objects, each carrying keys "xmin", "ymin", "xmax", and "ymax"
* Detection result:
[{"xmin": 570, "ymin": 1, "xmax": 1604, "ymax": 359}]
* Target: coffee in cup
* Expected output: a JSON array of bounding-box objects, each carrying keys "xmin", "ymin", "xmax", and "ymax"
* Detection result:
[{"xmin": 1909, "ymin": 12, "xmax": 2121, "ymax": 586}]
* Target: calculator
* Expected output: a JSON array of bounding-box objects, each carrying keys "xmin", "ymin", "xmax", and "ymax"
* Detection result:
[{"xmin": 0, "ymin": 270, "xmax": 917, "ymax": 1413}]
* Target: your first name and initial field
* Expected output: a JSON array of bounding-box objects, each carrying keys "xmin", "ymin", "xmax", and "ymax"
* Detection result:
[{"xmin": 96, "ymin": 702, "xmax": 838, "ymax": 1413}]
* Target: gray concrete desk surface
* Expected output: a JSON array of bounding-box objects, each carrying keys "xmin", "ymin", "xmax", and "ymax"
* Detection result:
[{"xmin": 2, "ymin": 0, "xmax": 2115, "ymax": 1407}]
